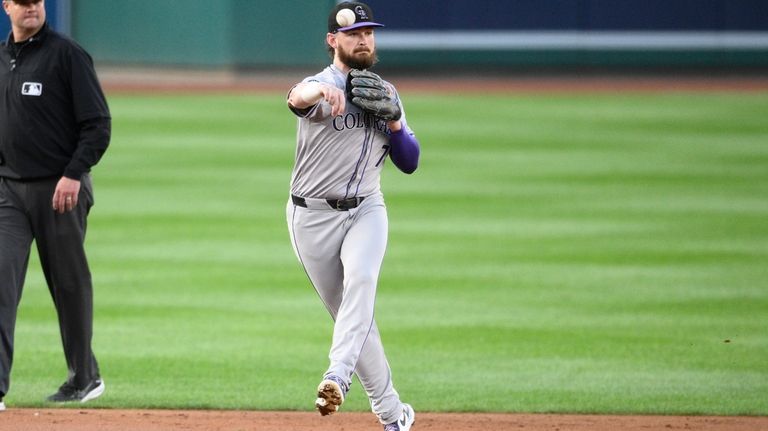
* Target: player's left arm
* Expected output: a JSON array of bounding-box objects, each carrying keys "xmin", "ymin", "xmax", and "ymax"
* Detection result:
[
  {"xmin": 382, "ymin": 84, "xmax": 419, "ymax": 173},
  {"xmin": 387, "ymin": 114, "xmax": 420, "ymax": 174}
]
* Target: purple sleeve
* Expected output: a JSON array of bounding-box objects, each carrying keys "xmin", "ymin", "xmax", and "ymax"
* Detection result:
[{"xmin": 389, "ymin": 127, "xmax": 420, "ymax": 174}]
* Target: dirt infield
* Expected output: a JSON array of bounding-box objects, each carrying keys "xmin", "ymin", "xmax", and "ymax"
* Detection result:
[{"xmin": 1, "ymin": 408, "xmax": 767, "ymax": 431}]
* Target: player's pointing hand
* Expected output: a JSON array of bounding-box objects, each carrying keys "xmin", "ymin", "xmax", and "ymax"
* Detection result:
[{"xmin": 289, "ymin": 82, "xmax": 346, "ymax": 117}]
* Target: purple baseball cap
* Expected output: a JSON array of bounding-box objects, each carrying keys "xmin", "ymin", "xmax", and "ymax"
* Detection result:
[{"xmin": 328, "ymin": 2, "xmax": 385, "ymax": 33}]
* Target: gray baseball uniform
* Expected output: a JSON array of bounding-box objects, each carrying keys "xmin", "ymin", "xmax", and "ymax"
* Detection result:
[{"xmin": 286, "ymin": 64, "xmax": 414, "ymax": 424}]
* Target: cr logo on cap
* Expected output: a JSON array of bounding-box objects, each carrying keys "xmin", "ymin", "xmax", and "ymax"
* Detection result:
[
  {"xmin": 355, "ymin": 5, "xmax": 369, "ymax": 20},
  {"xmin": 21, "ymin": 82, "xmax": 43, "ymax": 96}
]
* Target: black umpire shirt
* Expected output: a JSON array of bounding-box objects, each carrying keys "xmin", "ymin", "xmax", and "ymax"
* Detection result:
[{"xmin": 0, "ymin": 23, "xmax": 110, "ymax": 181}]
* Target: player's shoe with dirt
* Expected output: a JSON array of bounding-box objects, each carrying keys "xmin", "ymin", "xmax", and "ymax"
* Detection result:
[
  {"xmin": 315, "ymin": 374, "xmax": 348, "ymax": 416},
  {"xmin": 384, "ymin": 403, "xmax": 415, "ymax": 431},
  {"xmin": 46, "ymin": 379, "xmax": 105, "ymax": 403},
  {"xmin": 0, "ymin": 398, "xmax": 5, "ymax": 412}
]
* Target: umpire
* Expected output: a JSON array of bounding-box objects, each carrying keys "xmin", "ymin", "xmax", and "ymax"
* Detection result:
[{"xmin": 0, "ymin": 0, "xmax": 110, "ymax": 408}]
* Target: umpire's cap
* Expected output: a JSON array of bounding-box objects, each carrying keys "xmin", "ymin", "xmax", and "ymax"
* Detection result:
[{"xmin": 328, "ymin": 2, "xmax": 385, "ymax": 33}]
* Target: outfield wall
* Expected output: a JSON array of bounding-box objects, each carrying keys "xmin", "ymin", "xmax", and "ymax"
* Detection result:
[
  {"xmin": 3, "ymin": 0, "xmax": 767, "ymax": 70},
  {"xmin": 69, "ymin": 0, "xmax": 334, "ymax": 68},
  {"xmin": 368, "ymin": 0, "xmax": 768, "ymax": 69}
]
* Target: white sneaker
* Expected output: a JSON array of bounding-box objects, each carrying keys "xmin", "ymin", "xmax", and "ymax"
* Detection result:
[
  {"xmin": 384, "ymin": 403, "xmax": 415, "ymax": 431},
  {"xmin": 0, "ymin": 400, "xmax": 6, "ymax": 411},
  {"xmin": 81, "ymin": 379, "xmax": 105, "ymax": 403}
]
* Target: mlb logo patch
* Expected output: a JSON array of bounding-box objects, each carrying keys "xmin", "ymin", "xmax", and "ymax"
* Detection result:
[{"xmin": 21, "ymin": 82, "xmax": 43, "ymax": 96}]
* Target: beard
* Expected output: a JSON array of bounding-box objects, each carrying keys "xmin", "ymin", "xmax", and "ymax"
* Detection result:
[{"xmin": 338, "ymin": 46, "xmax": 378, "ymax": 70}]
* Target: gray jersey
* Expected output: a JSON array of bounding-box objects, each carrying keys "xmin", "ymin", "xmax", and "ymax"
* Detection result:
[
  {"xmin": 289, "ymin": 65, "xmax": 411, "ymax": 199},
  {"xmin": 286, "ymin": 64, "xmax": 415, "ymax": 425}
]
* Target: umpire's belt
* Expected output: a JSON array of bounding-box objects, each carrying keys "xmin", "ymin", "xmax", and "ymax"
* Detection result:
[{"xmin": 292, "ymin": 194, "xmax": 365, "ymax": 211}]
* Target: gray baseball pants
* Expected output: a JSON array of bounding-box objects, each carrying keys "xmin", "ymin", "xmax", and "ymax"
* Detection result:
[
  {"xmin": 0, "ymin": 175, "xmax": 100, "ymax": 398},
  {"xmin": 286, "ymin": 192, "xmax": 402, "ymax": 424}
]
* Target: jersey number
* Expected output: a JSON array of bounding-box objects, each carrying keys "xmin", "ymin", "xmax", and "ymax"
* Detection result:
[{"xmin": 375, "ymin": 144, "xmax": 391, "ymax": 167}]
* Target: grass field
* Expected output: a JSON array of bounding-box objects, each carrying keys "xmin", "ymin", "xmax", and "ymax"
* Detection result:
[{"xmin": 6, "ymin": 89, "xmax": 768, "ymax": 415}]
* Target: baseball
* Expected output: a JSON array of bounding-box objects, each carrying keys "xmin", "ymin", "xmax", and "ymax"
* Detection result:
[{"xmin": 336, "ymin": 9, "xmax": 356, "ymax": 28}]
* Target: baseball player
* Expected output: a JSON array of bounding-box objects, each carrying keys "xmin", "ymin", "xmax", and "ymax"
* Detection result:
[{"xmin": 285, "ymin": 2, "xmax": 419, "ymax": 431}]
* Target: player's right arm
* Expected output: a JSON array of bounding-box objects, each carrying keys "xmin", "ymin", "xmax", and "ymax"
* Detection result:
[{"xmin": 288, "ymin": 82, "xmax": 346, "ymax": 117}]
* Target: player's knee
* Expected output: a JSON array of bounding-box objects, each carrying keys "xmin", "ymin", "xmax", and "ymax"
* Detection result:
[{"xmin": 345, "ymin": 270, "xmax": 378, "ymax": 290}]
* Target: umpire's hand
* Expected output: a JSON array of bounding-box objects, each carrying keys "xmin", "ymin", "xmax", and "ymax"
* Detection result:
[{"xmin": 52, "ymin": 177, "xmax": 81, "ymax": 214}]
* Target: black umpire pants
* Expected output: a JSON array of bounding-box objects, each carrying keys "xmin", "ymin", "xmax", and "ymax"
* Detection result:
[{"xmin": 0, "ymin": 175, "xmax": 100, "ymax": 398}]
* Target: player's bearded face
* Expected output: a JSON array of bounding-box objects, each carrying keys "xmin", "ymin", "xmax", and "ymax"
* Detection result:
[{"xmin": 337, "ymin": 42, "xmax": 378, "ymax": 70}]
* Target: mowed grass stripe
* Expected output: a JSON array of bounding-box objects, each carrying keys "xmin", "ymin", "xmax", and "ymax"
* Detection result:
[{"xmin": 6, "ymin": 91, "xmax": 767, "ymax": 414}]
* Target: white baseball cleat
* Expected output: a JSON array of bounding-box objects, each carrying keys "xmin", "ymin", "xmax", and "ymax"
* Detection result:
[
  {"xmin": 384, "ymin": 403, "xmax": 415, "ymax": 431},
  {"xmin": 315, "ymin": 375, "xmax": 348, "ymax": 416},
  {"xmin": 0, "ymin": 399, "xmax": 6, "ymax": 412}
]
